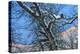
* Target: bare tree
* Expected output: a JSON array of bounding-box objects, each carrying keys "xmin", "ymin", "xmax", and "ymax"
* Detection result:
[
  {"xmin": 9, "ymin": 1, "xmax": 78, "ymax": 52},
  {"xmin": 16, "ymin": 1, "xmax": 78, "ymax": 51}
]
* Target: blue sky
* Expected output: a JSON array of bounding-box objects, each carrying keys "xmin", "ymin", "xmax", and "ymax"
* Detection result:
[{"xmin": 10, "ymin": 2, "xmax": 78, "ymax": 45}]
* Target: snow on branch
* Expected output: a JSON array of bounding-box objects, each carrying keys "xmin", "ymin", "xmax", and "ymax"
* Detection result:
[
  {"xmin": 17, "ymin": 1, "xmax": 37, "ymax": 18},
  {"xmin": 62, "ymin": 14, "xmax": 78, "ymax": 26}
]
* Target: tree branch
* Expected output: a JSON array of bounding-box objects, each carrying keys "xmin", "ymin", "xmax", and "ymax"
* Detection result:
[
  {"xmin": 17, "ymin": 1, "xmax": 38, "ymax": 18},
  {"xmin": 17, "ymin": 1, "xmax": 46, "ymax": 28},
  {"xmin": 33, "ymin": 2, "xmax": 41, "ymax": 16},
  {"xmin": 62, "ymin": 14, "xmax": 78, "ymax": 26}
]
